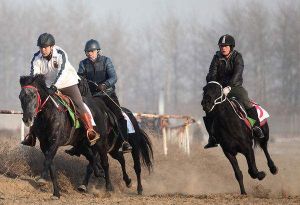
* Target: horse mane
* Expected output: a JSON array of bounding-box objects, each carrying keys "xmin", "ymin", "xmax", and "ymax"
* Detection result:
[
  {"xmin": 77, "ymin": 76, "xmax": 93, "ymax": 98},
  {"xmin": 20, "ymin": 74, "xmax": 47, "ymax": 89}
]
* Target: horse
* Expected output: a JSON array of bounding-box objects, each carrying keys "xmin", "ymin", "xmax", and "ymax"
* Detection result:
[
  {"xmin": 19, "ymin": 74, "xmax": 115, "ymax": 198},
  {"xmin": 201, "ymin": 81, "xmax": 278, "ymax": 195},
  {"xmin": 75, "ymin": 77, "xmax": 153, "ymax": 195}
]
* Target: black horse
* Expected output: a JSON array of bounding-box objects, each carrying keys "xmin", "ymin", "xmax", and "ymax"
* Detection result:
[
  {"xmin": 75, "ymin": 77, "xmax": 153, "ymax": 195},
  {"xmin": 19, "ymin": 74, "xmax": 116, "ymax": 198},
  {"xmin": 201, "ymin": 81, "xmax": 278, "ymax": 195}
]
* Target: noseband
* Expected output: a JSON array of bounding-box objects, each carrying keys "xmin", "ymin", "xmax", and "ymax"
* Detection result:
[
  {"xmin": 206, "ymin": 81, "xmax": 227, "ymax": 112},
  {"xmin": 22, "ymin": 85, "xmax": 50, "ymax": 115}
]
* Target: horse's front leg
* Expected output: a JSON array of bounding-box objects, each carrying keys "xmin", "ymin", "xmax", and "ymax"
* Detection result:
[
  {"xmin": 223, "ymin": 151, "xmax": 246, "ymax": 195},
  {"xmin": 96, "ymin": 143, "xmax": 113, "ymax": 192},
  {"xmin": 40, "ymin": 144, "xmax": 60, "ymax": 198}
]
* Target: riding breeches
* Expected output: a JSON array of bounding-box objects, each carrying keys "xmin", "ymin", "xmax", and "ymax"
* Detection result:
[
  {"xmin": 59, "ymin": 84, "xmax": 88, "ymax": 115},
  {"xmin": 102, "ymin": 92, "xmax": 124, "ymax": 121},
  {"xmin": 227, "ymin": 86, "xmax": 252, "ymax": 109}
]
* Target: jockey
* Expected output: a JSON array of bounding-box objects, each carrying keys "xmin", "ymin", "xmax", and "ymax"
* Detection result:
[
  {"xmin": 65, "ymin": 39, "xmax": 132, "ymax": 155},
  {"xmin": 204, "ymin": 34, "xmax": 264, "ymax": 149},
  {"xmin": 21, "ymin": 33, "xmax": 100, "ymax": 147}
]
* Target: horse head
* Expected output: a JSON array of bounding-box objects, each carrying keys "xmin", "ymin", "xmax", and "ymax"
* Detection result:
[
  {"xmin": 201, "ymin": 81, "xmax": 225, "ymax": 113},
  {"xmin": 19, "ymin": 74, "xmax": 48, "ymax": 127}
]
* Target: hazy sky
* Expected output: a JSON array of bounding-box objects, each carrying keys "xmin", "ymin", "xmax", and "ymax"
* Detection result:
[{"xmin": 14, "ymin": 0, "xmax": 277, "ymax": 29}]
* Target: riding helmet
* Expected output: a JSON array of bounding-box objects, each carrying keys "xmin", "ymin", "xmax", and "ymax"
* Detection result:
[
  {"xmin": 218, "ymin": 34, "xmax": 235, "ymax": 47},
  {"xmin": 84, "ymin": 39, "xmax": 101, "ymax": 52},
  {"xmin": 37, "ymin": 33, "xmax": 55, "ymax": 47}
]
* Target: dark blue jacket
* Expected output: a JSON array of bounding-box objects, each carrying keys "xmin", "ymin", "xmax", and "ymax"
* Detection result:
[{"xmin": 78, "ymin": 55, "xmax": 117, "ymax": 94}]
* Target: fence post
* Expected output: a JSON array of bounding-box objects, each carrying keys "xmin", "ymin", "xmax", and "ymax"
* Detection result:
[
  {"xmin": 20, "ymin": 120, "xmax": 25, "ymax": 141},
  {"xmin": 162, "ymin": 127, "xmax": 168, "ymax": 155}
]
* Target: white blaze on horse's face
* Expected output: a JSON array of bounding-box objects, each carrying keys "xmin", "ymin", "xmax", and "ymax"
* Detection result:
[{"xmin": 19, "ymin": 88, "xmax": 38, "ymax": 127}]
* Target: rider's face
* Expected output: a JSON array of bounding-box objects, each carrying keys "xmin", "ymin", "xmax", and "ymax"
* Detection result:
[
  {"xmin": 86, "ymin": 50, "xmax": 98, "ymax": 61},
  {"xmin": 219, "ymin": 45, "xmax": 231, "ymax": 57},
  {"xmin": 39, "ymin": 46, "xmax": 53, "ymax": 57}
]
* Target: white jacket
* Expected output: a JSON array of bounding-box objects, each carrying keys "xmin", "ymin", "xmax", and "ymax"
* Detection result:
[{"xmin": 30, "ymin": 45, "xmax": 80, "ymax": 89}]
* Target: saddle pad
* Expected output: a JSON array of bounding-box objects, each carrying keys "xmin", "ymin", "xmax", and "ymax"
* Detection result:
[
  {"xmin": 255, "ymin": 104, "xmax": 270, "ymax": 123},
  {"xmin": 122, "ymin": 111, "xmax": 135, "ymax": 133}
]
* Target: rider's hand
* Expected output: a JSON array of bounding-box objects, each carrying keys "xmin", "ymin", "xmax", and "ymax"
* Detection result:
[
  {"xmin": 223, "ymin": 86, "xmax": 231, "ymax": 96},
  {"xmin": 48, "ymin": 84, "xmax": 57, "ymax": 95},
  {"xmin": 98, "ymin": 84, "xmax": 107, "ymax": 92}
]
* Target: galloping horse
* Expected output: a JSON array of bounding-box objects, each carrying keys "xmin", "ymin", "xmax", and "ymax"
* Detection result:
[
  {"xmin": 76, "ymin": 77, "xmax": 153, "ymax": 195},
  {"xmin": 19, "ymin": 74, "xmax": 114, "ymax": 198},
  {"xmin": 201, "ymin": 81, "xmax": 278, "ymax": 194}
]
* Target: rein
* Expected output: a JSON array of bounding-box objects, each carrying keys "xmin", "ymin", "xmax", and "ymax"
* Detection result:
[
  {"xmin": 207, "ymin": 81, "xmax": 227, "ymax": 112},
  {"xmin": 22, "ymin": 85, "xmax": 50, "ymax": 114}
]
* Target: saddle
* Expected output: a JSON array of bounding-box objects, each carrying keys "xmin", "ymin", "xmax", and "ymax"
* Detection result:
[
  {"xmin": 228, "ymin": 98, "xmax": 269, "ymax": 129},
  {"xmin": 55, "ymin": 91, "xmax": 80, "ymax": 128}
]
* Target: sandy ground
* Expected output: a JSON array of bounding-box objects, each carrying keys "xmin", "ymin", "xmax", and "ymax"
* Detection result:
[{"xmin": 0, "ymin": 129, "xmax": 299, "ymax": 205}]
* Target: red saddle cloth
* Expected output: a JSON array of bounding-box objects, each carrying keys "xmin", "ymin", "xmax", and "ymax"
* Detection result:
[{"xmin": 230, "ymin": 99, "xmax": 269, "ymax": 129}]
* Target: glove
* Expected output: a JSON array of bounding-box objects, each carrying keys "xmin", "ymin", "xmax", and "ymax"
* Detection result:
[
  {"xmin": 48, "ymin": 84, "xmax": 57, "ymax": 95},
  {"xmin": 222, "ymin": 86, "xmax": 231, "ymax": 96},
  {"xmin": 98, "ymin": 83, "xmax": 107, "ymax": 92}
]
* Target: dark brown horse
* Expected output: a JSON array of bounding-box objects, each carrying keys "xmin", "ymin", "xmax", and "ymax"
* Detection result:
[
  {"xmin": 19, "ymin": 74, "xmax": 114, "ymax": 198},
  {"xmin": 76, "ymin": 77, "xmax": 153, "ymax": 195},
  {"xmin": 201, "ymin": 81, "xmax": 278, "ymax": 194}
]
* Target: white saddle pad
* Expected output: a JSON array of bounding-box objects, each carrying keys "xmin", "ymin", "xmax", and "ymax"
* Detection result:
[{"xmin": 122, "ymin": 111, "xmax": 135, "ymax": 133}]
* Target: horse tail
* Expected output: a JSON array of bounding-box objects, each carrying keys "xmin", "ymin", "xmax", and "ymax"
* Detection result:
[{"xmin": 138, "ymin": 128, "xmax": 154, "ymax": 172}]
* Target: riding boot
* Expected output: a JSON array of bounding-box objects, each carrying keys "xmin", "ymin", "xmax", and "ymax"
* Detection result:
[
  {"xmin": 247, "ymin": 107, "xmax": 264, "ymax": 139},
  {"xmin": 65, "ymin": 146, "xmax": 81, "ymax": 157},
  {"xmin": 203, "ymin": 116, "xmax": 218, "ymax": 149},
  {"xmin": 81, "ymin": 112, "xmax": 100, "ymax": 145},
  {"xmin": 21, "ymin": 127, "xmax": 36, "ymax": 147},
  {"xmin": 118, "ymin": 118, "xmax": 132, "ymax": 153}
]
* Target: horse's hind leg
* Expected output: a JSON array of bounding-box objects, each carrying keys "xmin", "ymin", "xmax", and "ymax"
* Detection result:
[
  {"xmin": 110, "ymin": 150, "xmax": 132, "ymax": 188},
  {"xmin": 223, "ymin": 151, "xmax": 247, "ymax": 195},
  {"xmin": 244, "ymin": 148, "xmax": 266, "ymax": 180},
  {"xmin": 258, "ymin": 125, "xmax": 278, "ymax": 175},
  {"xmin": 131, "ymin": 144, "xmax": 143, "ymax": 195}
]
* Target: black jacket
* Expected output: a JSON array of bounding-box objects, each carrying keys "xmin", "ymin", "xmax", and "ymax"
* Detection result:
[{"xmin": 206, "ymin": 50, "xmax": 244, "ymax": 87}]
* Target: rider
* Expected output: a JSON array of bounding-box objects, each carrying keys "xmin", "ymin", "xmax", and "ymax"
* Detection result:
[
  {"xmin": 65, "ymin": 39, "xmax": 132, "ymax": 154},
  {"xmin": 204, "ymin": 34, "xmax": 264, "ymax": 149},
  {"xmin": 21, "ymin": 33, "xmax": 100, "ymax": 146}
]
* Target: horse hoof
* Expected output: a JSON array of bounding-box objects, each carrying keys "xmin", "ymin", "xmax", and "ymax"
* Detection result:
[
  {"xmin": 36, "ymin": 178, "xmax": 47, "ymax": 186},
  {"xmin": 257, "ymin": 171, "xmax": 266, "ymax": 180},
  {"xmin": 106, "ymin": 184, "xmax": 114, "ymax": 192},
  {"xmin": 50, "ymin": 195, "xmax": 60, "ymax": 200},
  {"xmin": 78, "ymin": 185, "xmax": 87, "ymax": 192},
  {"xmin": 241, "ymin": 191, "xmax": 247, "ymax": 195},
  {"xmin": 125, "ymin": 179, "xmax": 132, "ymax": 188},
  {"xmin": 138, "ymin": 190, "xmax": 143, "ymax": 195},
  {"xmin": 270, "ymin": 166, "xmax": 278, "ymax": 175}
]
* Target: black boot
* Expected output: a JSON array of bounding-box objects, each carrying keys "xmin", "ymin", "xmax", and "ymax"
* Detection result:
[
  {"xmin": 118, "ymin": 118, "xmax": 132, "ymax": 153},
  {"xmin": 21, "ymin": 128, "xmax": 36, "ymax": 147},
  {"xmin": 65, "ymin": 146, "xmax": 81, "ymax": 157},
  {"xmin": 203, "ymin": 116, "xmax": 218, "ymax": 149},
  {"xmin": 247, "ymin": 107, "xmax": 264, "ymax": 139}
]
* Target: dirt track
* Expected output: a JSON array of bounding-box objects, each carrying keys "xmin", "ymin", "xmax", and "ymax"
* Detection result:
[{"xmin": 0, "ymin": 129, "xmax": 299, "ymax": 205}]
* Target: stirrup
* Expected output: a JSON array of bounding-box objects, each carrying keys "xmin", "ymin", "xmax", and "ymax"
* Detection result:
[
  {"xmin": 87, "ymin": 129, "xmax": 100, "ymax": 146},
  {"xmin": 119, "ymin": 141, "xmax": 132, "ymax": 153}
]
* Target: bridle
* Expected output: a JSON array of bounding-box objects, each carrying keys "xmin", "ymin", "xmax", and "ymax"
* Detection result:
[
  {"xmin": 22, "ymin": 85, "xmax": 50, "ymax": 115},
  {"xmin": 206, "ymin": 81, "xmax": 227, "ymax": 112}
]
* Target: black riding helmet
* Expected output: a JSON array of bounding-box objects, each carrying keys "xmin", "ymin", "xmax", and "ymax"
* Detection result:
[
  {"xmin": 84, "ymin": 39, "xmax": 101, "ymax": 52},
  {"xmin": 218, "ymin": 34, "xmax": 235, "ymax": 47},
  {"xmin": 37, "ymin": 33, "xmax": 55, "ymax": 47}
]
